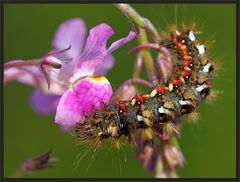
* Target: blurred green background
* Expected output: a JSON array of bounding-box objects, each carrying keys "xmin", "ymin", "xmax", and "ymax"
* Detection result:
[{"xmin": 3, "ymin": 3, "xmax": 236, "ymax": 178}]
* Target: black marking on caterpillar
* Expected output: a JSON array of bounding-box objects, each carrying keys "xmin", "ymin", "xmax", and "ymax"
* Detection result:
[{"xmin": 75, "ymin": 28, "xmax": 214, "ymax": 147}]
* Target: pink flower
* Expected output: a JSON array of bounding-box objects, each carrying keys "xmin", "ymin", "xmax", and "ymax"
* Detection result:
[
  {"xmin": 54, "ymin": 21, "xmax": 135, "ymax": 130},
  {"xmin": 4, "ymin": 47, "xmax": 71, "ymax": 114},
  {"xmin": 4, "ymin": 18, "xmax": 136, "ymax": 130}
]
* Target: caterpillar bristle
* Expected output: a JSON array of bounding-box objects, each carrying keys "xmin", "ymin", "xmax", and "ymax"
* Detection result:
[
  {"xmin": 203, "ymin": 38, "xmax": 215, "ymax": 50},
  {"xmin": 205, "ymin": 89, "xmax": 219, "ymax": 104},
  {"xmin": 113, "ymin": 138, "xmax": 121, "ymax": 150},
  {"xmin": 187, "ymin": 111, "xmax": 200, "ymax": 123},
  {"xmin": 181, "ymin": 22, "xmax": 197, "ymax": 31},
  {"xmin": 211, "ymin": 58, "xmax": 223, "ymax": 77},
  {"xmin": 126, "ymin": 128, "xmax": 137, "ymax": 144},
  {"xmin": 162, "ymin": 122, "xmax": 179, "ymax": 136},
  {"xmin": 142, "ymin": 128, "xmax": 153, "ymax": 141}
]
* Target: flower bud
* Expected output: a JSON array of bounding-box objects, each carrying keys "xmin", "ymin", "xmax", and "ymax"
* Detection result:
[{"xmin": 21, "ymin": 150, "xmax": 58, "ymax": 174}]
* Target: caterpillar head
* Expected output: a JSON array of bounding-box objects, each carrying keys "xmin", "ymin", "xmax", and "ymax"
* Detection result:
[
  {"xmin": 75, "ymin": 117, "xmax": 110, "ymax": 142},
  {"xmin": 75, "ymin": 105, "xmax": 121, "ymax": 143}
]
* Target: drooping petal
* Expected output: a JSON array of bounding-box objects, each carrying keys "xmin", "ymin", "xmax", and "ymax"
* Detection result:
[
  {"xmin": 94, "ymin": 54, "xmax": 115, "ymax": 75},
  {"xmin": 69, "ymin": 24, "xmax": 114, "ymax": 83},
  {"xmin": 52, "ymin": 18, "xmax": 86, "ymax": 60},
  {"xmin": 164, "ymin": 143, "xmax": 185, "ymax": 170},
  {"xmin": 4, "ymin": 60, "xmax": 44, "ymax": 86},
  {"xmin": 4, "ymin": 67, "xmax": 37, "ymax": 85},
  {"xmin": 30, "ymin": 88, "xmax": 61, "ymax": 115},
  {"xmin": 55, "ymin": 75, "xmax": 113, "ymax": 129},
  {"xmin": 114, "ymin": 84, "xmax": 137, "ymax": 101},
  {"xmin": 107, "ymin": 31, "xmax": 136, "ymax": 55}
]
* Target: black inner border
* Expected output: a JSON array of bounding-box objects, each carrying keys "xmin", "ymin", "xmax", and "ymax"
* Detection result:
[{"xmin": 0, "ymin": 1, "xmax": 239, "ymax": 182}]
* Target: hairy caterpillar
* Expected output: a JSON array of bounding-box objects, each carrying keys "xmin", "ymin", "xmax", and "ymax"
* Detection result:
[{"xmin": 75, "ymin": 27, "xmax": 214, "ymax": 148}]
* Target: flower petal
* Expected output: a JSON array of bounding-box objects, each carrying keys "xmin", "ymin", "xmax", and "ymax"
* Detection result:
[
  {"xmin": 107, "ymin": 31, "xmax": 136, "ymax": 55},
  {"xmin": 52, "ymin": 18, "xmax": 86, "ymax": 59},
  {"xmin": 4, "ymin": 67, "xmax": 36, "ymax": 85},
  {"xmin": 55, "ymin": 75, "xmax": 113, "ymax": 129},
  {"xmin": 70, "ymin": 23, "xmax": 114, "ymax": 82},
  {"xmin": 114, "ymin": 84, "xmax": 137, "ymax": 101},
  {"xmin": 4, "ymin": 61, "xmax": 44, "ymax": 86},
  {"xmin": 94, "ymin": 54, "xmax": 115, "ymax": 75},
  {"xmin": 30, "ymin": 88, "xmax": 61, "ymax": 115}
]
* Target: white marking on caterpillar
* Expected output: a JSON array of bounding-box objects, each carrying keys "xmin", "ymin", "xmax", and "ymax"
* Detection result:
[
  {"xmin": 158, "ymin": 106, "xmax": 166, "ymax": 114},
  {"xmin": 196, "ymin": 84, "xmax": 207, "ymax": 92},
  {"xmin": 137, "ymin": 115, "xmax": 143, "ymax": 122},
  {"xmin": 197, "ymin": 45, "xmax": 205, "ymax": 55},
  {"xmin": 202, "ymin": 63, "xmax": 212, "ymax": 73},
  {"xmin": 179, "ymin": 100, "xmax": 188, "ymax": 105},
  {"xmin": 189, "ymin": 31, "xmax": 196, "ymax": 41}
]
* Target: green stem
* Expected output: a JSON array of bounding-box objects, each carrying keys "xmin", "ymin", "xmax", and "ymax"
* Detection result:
[
  {"xmin": 142, "ymin": 18, "xmax": 160, "ymax": 44},
  {"xmin": 171, "ymin": 135, "xmax": 181, "ymax": 150},
  {"xmin": 138, "ymin": 28, "xmax": 158, "ymax": 84},
  {"xmin": 114, "ymin": 4, "xmax": 144, "ymax": 28},
  {"xmin": 155, "ymin": 155, "xmax": 164, "ymax": 178},
  {"xmin": 114, "ymin": 3, "xmax": 158, "ymax": 84}
]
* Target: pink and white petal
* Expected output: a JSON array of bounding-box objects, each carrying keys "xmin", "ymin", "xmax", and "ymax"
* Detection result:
[
  {"xmin": 94, "ymin": 54, "xmax": 115, "ymax": 75},
  {"xmin": 44, "ymin": 59, "xmax": 75, "ymax": 88},
  {"xmin": 46, "ymin": 49, "xmax": 76, "ymax": 85},
  {"xmin": 107, "ymin": 31, "xmax": 136, "ymax": 55},
  {"xmin": 71, "ymin": 23, "xmax": 114, "ymax": 81},
  {"xmin": 4, "ymin": 67, "xmax": 37, "ymax": 85},
  {"xmin": 30, "ymin": 88, "xmax": 61, "ymax": 115},
  {"xmin": 4, "ymin": 59, "xmax": 43, "ymax": 83},
  {"xmin": 52, "ymin": 18, "xmax": 86, "ymax": 60},
  {"xmin": 39, "ymin": 80, "xmax": 67, "ymax": 95},
  {"xmin": 55, "ymin": 75, "xmax": 113, "ymax": 129}
]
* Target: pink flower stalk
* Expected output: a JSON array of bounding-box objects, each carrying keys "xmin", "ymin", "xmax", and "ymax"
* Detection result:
[
  {"xmin": 128, "ymin": 43, "xmax": 173, "ymax": 83},
  {"xmin": 135, "ymin": 139, "xmax": 158, "ymax": 172},
  {"xmin": 135, "ymin": 138, "xmax": 185, "ymax": 178},
  {"xmin": 4, "ymin": 18, "xmax": 136, "ymax": 130}
]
